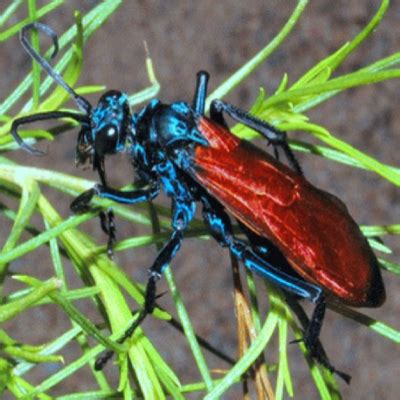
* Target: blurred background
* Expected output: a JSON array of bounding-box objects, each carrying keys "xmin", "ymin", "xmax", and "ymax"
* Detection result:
[{"xmin": 1, "ymin": 0, "xmax": 399, "ymax": 398}]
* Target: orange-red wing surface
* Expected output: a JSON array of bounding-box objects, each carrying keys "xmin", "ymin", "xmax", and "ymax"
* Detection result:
[{"xmin": 189, "ymin": 117, "xmax": 385, "ymax": 307}]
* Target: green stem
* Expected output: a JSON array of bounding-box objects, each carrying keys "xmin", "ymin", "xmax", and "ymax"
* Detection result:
[
  {"xmin": 205, "ymin": 0, "xmax": 309, "ymax": 109},
  {"xmin": 28, "ymin": 0, "xmax": 40, "ymax": 109}
]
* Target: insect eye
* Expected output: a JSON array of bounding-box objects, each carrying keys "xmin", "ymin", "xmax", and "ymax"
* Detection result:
[{"xmin": 94, "ymin": 124, "xmax": 119, "ymax": 155}]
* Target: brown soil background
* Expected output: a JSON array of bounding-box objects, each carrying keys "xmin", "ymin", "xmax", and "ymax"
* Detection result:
[{"xmin": 1, "ymin": 1, "xmax": 399, "ymax": 399}]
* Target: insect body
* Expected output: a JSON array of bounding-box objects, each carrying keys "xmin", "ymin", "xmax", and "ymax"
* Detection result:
[{"xmin": 12, "ymin": 23, "xmax": 385, "ymax": 380}]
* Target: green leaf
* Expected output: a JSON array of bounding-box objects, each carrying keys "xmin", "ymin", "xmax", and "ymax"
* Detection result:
[
  {"xmin": 0, "ymin": 180, "xmax": 41, "ymax": 278},
  {"xmin": 0, "ymin": 0, "xmax": 63, "ymax": 42},
  {"xmin": 205, "ymin": 312, "xmax": 279, "ymax": 399},
  {"xmin": 206, "ymin": 0, "xmax": 310, "ymax": 108},
  {"xmin": 0, "ymin": 277, "xmax": 60, "ymax": 323}
]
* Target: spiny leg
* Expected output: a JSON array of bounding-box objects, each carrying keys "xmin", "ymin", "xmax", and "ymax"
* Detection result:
[
  {"xmin": 296, "ymin": 296, "xmax": 350, "ymax": 383},
  {"xmin": 71, "ymin": 183, "xmax": 160, "ymax": 212},
  {"xmin": 200, "ymin": 195, "xmax": 320, "ymax": 301},
  {"xmin": 98, "ymin": 209, "xmax": 116, "ymax": 258},
  {"xmin": 70, "ymin": 183, "xmax": 159, "ymax": 257},
  {"xmin": 95, "ymin": 193, "xmax": 194, "ymax": 370},
  {"xmin": 238, "ymin": 221, "xmax": 350, "ymax": 381},
  {"xmin": 287, "ymin": 294, "xmax": 351, "ymax": 383},
  {"xmin": 90, "ymin": 156, "xmax": 118, "ymax": 258},
  {"xmin": 95, "ymin": 229, "xmax": 183, "ymax": 370},
  {"xmin": 199, "ymin": 195, "xmax": 352, "ymax": 380},
  {"xmin": 210, "ymin": 99, "xmax": 303, "ymax": 175}
]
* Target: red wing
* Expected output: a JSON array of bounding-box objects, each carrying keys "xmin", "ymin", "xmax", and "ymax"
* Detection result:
[{"xmin": 189, "ymin": 117, "xmax": 384, "ymax": 306}]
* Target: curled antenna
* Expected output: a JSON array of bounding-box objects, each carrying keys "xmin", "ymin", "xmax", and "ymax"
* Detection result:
[
  {"xmin": 11, "ymin": 110, "xmax": 90, "ymax": 155},
  {"xmin": 12, "ymin": 22, "xmax": 93, "ymax": 155},
  {"xmin": 21, "ymin": 22, "xmax": 92, "ymax": 114}
]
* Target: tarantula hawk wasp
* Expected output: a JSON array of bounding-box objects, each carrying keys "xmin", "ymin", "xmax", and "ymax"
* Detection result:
[{"xmin": 12, "ymin": 23, "xmax": 385, "ymax": 382}]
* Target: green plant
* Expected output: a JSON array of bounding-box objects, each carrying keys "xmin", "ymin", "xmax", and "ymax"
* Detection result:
[{"xmin": 0, "ymin": 0, "xmax": 399, "ymax": 399}]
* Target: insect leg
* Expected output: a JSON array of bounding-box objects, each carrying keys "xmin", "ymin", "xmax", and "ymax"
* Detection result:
[
  {"xmin": 199, "ymin": 196, "xmax": 354, "ymax": 376},
  {"xmin": 287, "ymin": 294, "xmax": 351, "ymax": 383},
  {"xmin": 95, "ymin": 196, "xmax": 195, "ymax": 370},
  {"xmin": 234, "ymin": 222, "xmax": 349, "ymax": 381},
  {"xmin": 192, "ymin": 71, "xmax": 210, "ymax": 115},
  {"xmin": 207, "ymin": 205, "xmax": 348, "ymax": 381},
  {"xmin": 70, "ymin": 183, "xmax": 159, "ymax": 256},
  {"xmin": 95, "ymin": 228, "xmax": 184, "ymax": 370},
  {"xmin": 200, "ymin": 196, "xmax": 321, "ymax": 301},
  {"xmin": 129, "ymin": 229, "xmax": 184, "ymax": 328},
  {"xmin": 210, "ymin": 99, "xmax": 303, "ymax": 175},
  {"xmin": 98, "ymin": 209, "xmax": 116, "ymax": 258},
  {"xmin": 70, "ymin": 183, "xmax": 160, "ymax": 212},
  {"xmin": 89, "ymin": 157, "xmax": 117, "ymax": 257}
]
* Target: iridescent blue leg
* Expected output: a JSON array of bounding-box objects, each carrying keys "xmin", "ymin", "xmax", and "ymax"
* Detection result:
[
  {"xmin": 71, "ymin": 183, "xmax": 159, "ymax": 256},
  {"xmin": 137, "ymin": 198, "xmax": 194, "ymax": 317},
  {"xmin": 210, "ymin": 99, "xmax": 303, "ymax": 175},
  {"xmin": 94, "ymin": 229, "xmax": 183, "ymax": 370},
  {"xmin": 95, "ymin": 197, "xmax": 195, "ymax": 370},
  {"xmin": 192, "ymin": 71, "xmax": 209, "ymax": 115},
  {"xmin": 198, "ymin": 196, "xmax": 354, "ymax": 373},
  {"xmin": 239, "ymin": 218, "xmax": 350, "ymax": 381},
  {"xmin": 200, "ymin": 196, "xmax": 321, "ymax": 301},
  {"xmin": 70, "ymin": 183, "xmax": 160, "ymax": 212}
]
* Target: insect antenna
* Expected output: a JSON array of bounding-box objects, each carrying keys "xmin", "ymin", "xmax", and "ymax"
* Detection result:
[
  {"xmin": 11, "ymin": 23, "xmax": 92, "ymax": 155},
  {"xmin": 21, "ymin": 22, "xmax": 91, "ymax": 114},
  {"xmin": 11, "ymin": 111, "xmax": 90, "ymax": 155}
]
